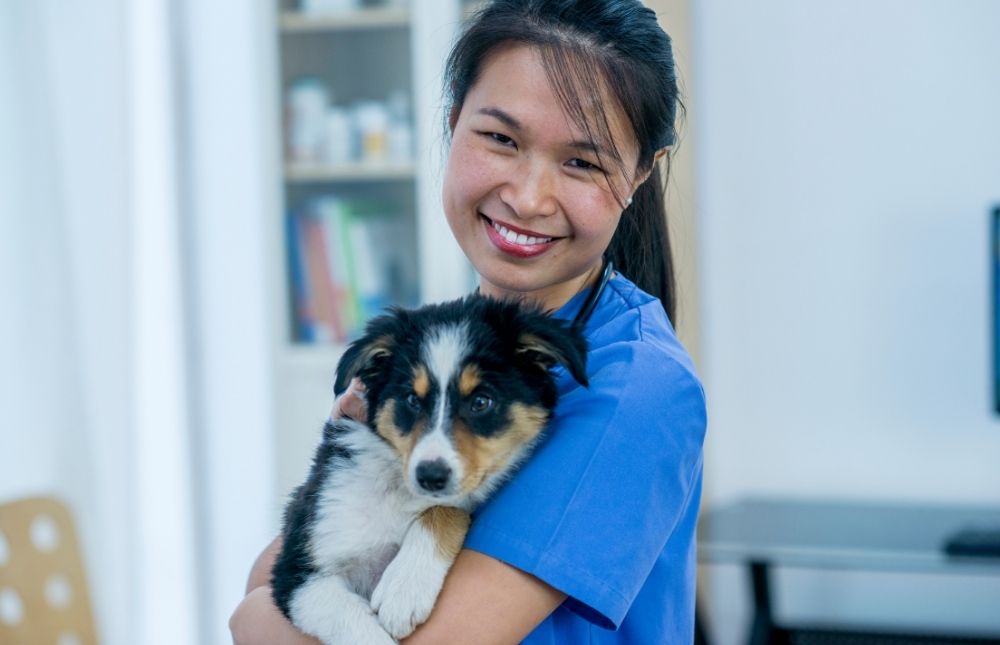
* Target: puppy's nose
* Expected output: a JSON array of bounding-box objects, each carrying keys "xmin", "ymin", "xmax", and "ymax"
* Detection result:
[{"xmin": 415, "ymin": 459, "xmax": 452, "ymax": 493}]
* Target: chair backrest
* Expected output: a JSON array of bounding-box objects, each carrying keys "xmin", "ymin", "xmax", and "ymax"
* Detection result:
[{"xmin": 0, "ymin": 496, "xmax": 98, "ymax": 645}]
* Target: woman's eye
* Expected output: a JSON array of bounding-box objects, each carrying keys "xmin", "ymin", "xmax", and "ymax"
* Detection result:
[
  {"xmin": 405, "ymin": 392, "xmax": 421, "ymax": 410},
  {"xmin": 469, "ymin": 394, "xmax": 495, "ymax": 415},
  {"xmin": 486, "ymin": 132, "xmax": 515, "ymax": 147},
  {"xmin": 568, "ymin": 158, "xmax": 602, "ymax": 172}
]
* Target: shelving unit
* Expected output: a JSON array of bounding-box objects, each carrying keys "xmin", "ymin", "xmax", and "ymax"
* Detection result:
[
  {"xmin": 284, "ymin": 160, "xmax": 416, "ymax": 182},
  {"xmin": 278, "ymin": 7, "xmax": 409, "ymax": 32},
  {"xmin": 270, "ymin": 0, "xmax": 473, "ymax": 496}
]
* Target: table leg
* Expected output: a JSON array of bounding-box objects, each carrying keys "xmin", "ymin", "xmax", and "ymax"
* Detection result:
[
  {"xmin": 695, "ymin": 600, "xmax": 710, "ymax": 645},
  {"xmin": 747, "ymin": 560, "xmax": 777, "ymax": 645}
]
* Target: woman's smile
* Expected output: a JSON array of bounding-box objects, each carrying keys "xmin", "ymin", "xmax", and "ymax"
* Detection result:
[{"xmin": 481, "ymin": 213, "xmax": 561, "ymax": 258}]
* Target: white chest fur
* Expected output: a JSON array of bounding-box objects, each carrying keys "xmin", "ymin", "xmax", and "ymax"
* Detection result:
[{"xmin": 306, "ymin": 423, "xmax": 432, "ymax": 599}]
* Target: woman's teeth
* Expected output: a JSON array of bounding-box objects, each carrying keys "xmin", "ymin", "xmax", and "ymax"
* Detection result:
[{"xmin": 492, "ymin": 221, "xmax": 553, "ymax": 246}]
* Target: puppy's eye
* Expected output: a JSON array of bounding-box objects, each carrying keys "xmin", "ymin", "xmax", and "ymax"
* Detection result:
[
  {"xmin": 405, "ymin": 392, "xmax": 421, "ymax": 411},
  {"xmin": 469, "ymin": 394, "xmax": 494, "ymax": 415}
]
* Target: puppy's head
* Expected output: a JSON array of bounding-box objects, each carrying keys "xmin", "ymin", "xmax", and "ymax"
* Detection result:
[{"xmin": 334, "ymin": 295, "xmax": 588, "ymax": 505}]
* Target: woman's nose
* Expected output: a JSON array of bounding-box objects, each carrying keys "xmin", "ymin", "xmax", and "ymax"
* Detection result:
[{"xmin": 499, "ymin": 157, "xmax": 558, "ymax": 218}]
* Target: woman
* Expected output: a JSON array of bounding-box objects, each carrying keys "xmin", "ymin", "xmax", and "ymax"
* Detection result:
[{"xmin": 230, "ymin": 0, "xmax": 706, "ymax": 642}]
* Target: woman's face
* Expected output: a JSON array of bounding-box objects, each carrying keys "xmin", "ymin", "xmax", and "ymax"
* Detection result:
[{"xmin": 443, "ymin": 44, "xmax": 644, "ymax": 311}]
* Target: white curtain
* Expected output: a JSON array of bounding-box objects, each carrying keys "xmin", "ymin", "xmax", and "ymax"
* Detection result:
[{"xmin": 0, "ymin": 1, "xmax": 276, "ymax": 643}]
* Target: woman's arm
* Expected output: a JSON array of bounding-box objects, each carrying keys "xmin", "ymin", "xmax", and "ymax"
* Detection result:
[
  {"xmin": 402, "ymin": 549, "xmax": 566, "ymax": 645},
  {"xmin": 232, "ymin": 535, "xmax": 319, "ymax": 645},
  {"xmin": 230, "ymin": 586, "xmax": 321, "ymax": 645},
  {"xmin": 230, "ymin": 540, "xmax": 565, "ymax": 645},
  {"xmin": 245, "ymin": 535, "xmax": 282, "ymax": 594}
]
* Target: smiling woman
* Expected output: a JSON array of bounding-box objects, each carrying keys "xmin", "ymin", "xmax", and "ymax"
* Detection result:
[{"xmin": 230, "ymin": 1, "xmax": 704, "ymax": 644}]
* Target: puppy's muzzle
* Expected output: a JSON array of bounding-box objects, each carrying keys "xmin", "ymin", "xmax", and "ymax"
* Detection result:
[{"xmin": 415, "ymin": 458, "xmax": 452, "ymax": 493}]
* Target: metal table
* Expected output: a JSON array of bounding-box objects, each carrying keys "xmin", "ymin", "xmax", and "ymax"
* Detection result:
[{"xmin": 697, "ymin": 498, "xmax": 1000, "ymax": 645}]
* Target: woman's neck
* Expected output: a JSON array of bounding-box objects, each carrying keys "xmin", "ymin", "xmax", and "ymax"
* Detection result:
[{"xmin": 478, "ymin": 261, "xmax": 604, "ymax": 312}]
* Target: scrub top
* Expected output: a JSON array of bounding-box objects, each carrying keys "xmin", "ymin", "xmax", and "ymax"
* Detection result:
[{"xmin": 465, "ymin": 272, "xmax": 707, "ymax": 644}]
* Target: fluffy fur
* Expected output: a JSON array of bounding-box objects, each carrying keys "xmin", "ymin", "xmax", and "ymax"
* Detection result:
[{"xmin": 271, "ymin": 294, "xmax": 588, "ymax": 643}]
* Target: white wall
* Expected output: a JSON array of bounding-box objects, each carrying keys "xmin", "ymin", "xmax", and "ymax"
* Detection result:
[
  {"xmin": 693, "ymin": 0, "xmax": 1000, "ymax": 641},
  {"xmin": 174, "ymin": 0, "xmax": 278, "ymax": 641},
  {"xmin": 0, "ymin": 1, "xmax": 261, "ymax": 642},
  {"xmin": 0, "ymin": 4, "xmax": 139, "ymax": 645},
  {"xmin": 0, "ymin": 1, "xmax": 71, "ymax": 501}
]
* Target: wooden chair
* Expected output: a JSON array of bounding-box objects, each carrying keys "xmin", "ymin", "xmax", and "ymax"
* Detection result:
[{"xmin": 0, "ymin": 496, "xmax": 98, "ymax": 644}]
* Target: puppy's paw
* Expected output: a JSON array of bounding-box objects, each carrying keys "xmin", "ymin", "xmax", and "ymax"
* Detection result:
[
  {"xmin": 313, "ymin": 619, "xmax": 398, "ymax": 645},
  {"xmin": 372, "ymin": 507, "xmax": 468, "ymax": 639},
  {"xmin": 290, "ymin": 575, "xmax": 398, "ymax": 645},
  {"xmin": 370, "ymin": 558, "xmax": 446, "ymax": 639}
]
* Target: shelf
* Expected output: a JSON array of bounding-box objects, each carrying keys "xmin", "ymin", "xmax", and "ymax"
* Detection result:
[
  {"xmin": 280, "ymin": 343, "xmax": 348, "ymax": 371},
  {"xmin": 463, "ymin": 0, "xmax": 487, "ymax": 19},
  {"xmin": 279, "ymin": 8, "xmax": 409, "ymax": 33},
  {"xmin": 272, "ymin": 0, "xmax": 478, "ymax": 529},
  {"xmin": 285, "ymin": 161, "xmax": 416, "ymax": 182}
]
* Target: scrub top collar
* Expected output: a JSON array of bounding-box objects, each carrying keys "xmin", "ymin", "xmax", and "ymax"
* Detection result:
[{"xmin": 552, "ymin": 270, "xmax": 619, "ymax": 333}]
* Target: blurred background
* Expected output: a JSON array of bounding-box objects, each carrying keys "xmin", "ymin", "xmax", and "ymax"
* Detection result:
[{"xmin": 1, "ymin": 0, "xmax": 998, "ymax": 644}]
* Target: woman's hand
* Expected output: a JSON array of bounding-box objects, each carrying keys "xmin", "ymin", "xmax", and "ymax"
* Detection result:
[
  {"xmin": 230, "ymin": 586, "xmax": 321, "ymax": 645},
  {"xmin": 230, "ymin": 536, "xmax": 320, "ymax": 645},
  {"xmin": 332, "ymin": 377, "xmax": 368, "ymax": 423}
]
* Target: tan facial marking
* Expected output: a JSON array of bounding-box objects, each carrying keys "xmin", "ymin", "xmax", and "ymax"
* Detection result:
[
  {"xmin": 413, "ymin": 365, "xmax": 430, "ymax": 398},
  {"xmin": 452, "ymin": 403, "xmax": 550, "ymax": 494},
  {"xmin": 451, "ymin": 420, "xmax": 483, "ymax": 492},
  {"xmin": 420, "ymin": 506, "xmax": 471, "ymax": 560},
  {"xmin": 374, "ymin": 400, "xmax": 424, "ymax": 469},
  {"xmin": 458, "ymin": 364, "xmax": 482, "ymax": 397},
  {"xmin": 507, "ymin": 402, "xmax": 550, "ymax": 440}
]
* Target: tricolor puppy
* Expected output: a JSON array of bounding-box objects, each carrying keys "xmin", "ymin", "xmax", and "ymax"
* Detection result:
[{"xmin": 271, "ymin": 294, "xmax": 588, "ymax": 644}]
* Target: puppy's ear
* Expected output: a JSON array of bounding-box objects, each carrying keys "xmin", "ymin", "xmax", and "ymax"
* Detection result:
[
  {"xmin": 334, "ymin": 311, "xmax": 406, "ymax": 396},
  {"xmin": 515, "ymin": 318, "xmax": 589, "ymax": 387}
]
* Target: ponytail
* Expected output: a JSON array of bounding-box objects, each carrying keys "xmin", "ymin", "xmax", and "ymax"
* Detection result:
[{"xmin": 605, "ymin": 162, "xmax": 676, "ymax": 326}]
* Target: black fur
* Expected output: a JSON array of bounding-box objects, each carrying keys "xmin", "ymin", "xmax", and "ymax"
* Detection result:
[
  {"xmin": 334, "ymin": 294, "xmax": 588, "ymax": 414},
  {"xmin": 271, "ymin": 422, "xmax": 355, "ymax": 618}
]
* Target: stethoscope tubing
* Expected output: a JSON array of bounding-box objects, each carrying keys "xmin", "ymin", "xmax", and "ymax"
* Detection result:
[{"xmin": 571, "ymin": 259, "xmax": 614, "ymax": 332}]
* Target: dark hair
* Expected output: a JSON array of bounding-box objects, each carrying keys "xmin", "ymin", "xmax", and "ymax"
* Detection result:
[{"xmin": 444, "ymin": 0, "xmax": 683, "ymax": 325}]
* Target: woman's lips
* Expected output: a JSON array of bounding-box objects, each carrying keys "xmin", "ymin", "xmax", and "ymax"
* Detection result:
[{"xmin": 481, "ymin": 214, "xmax": 560, "ymax": 258}]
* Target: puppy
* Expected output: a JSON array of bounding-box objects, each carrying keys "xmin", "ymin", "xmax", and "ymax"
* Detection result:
[{"xmin": 271, "ymin": 294, "xmax": 588, "ymax": 644}]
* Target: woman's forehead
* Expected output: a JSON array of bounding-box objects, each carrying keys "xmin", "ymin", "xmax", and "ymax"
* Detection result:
[{"xmin": 466, "ymin": 44, "xmax": 638, "ymax": 162}]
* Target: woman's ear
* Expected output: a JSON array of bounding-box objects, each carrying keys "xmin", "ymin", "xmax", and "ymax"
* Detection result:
[{"xmin": 629, "ymin": 146, "xmax": 673, "ymax": 197}]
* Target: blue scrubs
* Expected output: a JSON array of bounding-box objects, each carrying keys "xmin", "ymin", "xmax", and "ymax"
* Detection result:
[{"xmin": 465, "ymin": 273, "xmax": 707, "ymax": 644}]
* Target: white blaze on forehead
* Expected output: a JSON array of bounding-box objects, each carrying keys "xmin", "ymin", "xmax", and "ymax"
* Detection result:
[
  {"xmin": 421, "ymin": 322, "xmax": 470, "ymax": 427},
  {"xmin": 412, "ymin": 323, "xmax": 470, "ymax": 480}
]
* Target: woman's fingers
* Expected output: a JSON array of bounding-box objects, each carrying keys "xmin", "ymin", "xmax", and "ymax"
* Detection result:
[{"xmin": 331, "ymin": 377, "xmax": 368, "ymax": 423}]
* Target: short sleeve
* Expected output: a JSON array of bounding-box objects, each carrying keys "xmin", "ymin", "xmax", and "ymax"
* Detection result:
[{"xmin": 464, "ymin": 342, "xmax": 707, "ymax": 630}]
